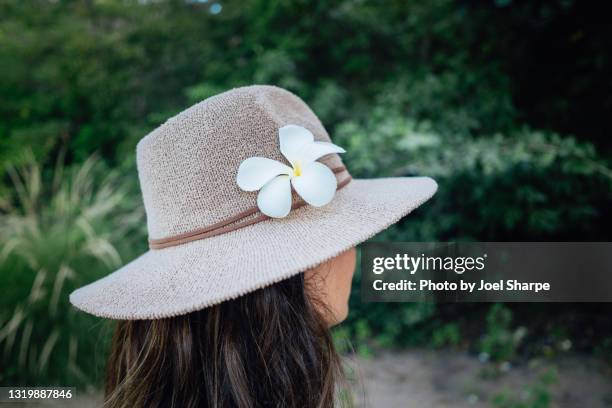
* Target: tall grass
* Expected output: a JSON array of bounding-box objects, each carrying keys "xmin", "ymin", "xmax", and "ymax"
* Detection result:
[{"xmin": 0, "ymin": 153, "xmax": 143, "ymax": 386}]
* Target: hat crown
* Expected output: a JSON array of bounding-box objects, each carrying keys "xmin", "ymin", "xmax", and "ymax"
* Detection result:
[{"xmin": 136, "ymin": 85, "xmax": 344, "ymax": 239}]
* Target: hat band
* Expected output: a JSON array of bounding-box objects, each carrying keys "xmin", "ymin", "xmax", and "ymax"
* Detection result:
[{"xmin": 148, "ymin": 166, "xmax": 352, "ymax": 250}]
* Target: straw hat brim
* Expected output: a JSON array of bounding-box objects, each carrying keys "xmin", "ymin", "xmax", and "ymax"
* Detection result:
[{"xmin": 69, "ymin": 177, "xmax": 437, "ymax": 320}]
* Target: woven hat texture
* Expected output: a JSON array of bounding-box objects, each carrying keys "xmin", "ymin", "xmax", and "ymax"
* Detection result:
[
  {"xmin": 70, "ymin": 85, "xmax": 437, "ymax": 319},
  {"xmin": 138, "ymin": 85, "xmax": 344, "ymax": 239}
]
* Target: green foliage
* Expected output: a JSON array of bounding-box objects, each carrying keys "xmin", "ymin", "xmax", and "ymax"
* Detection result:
[
  {"xmin": 0, "ymin": 154, "xmax": 143, "ymax": 386},
  {"xmin": 492, "ymin": 368, "xmax": 558, "ymax": 408},
  {"xmin": 0, "ymin": 0, "xmax": 521, "ymax": 172},
  {"xmin": 337, "ymin": 115, "xmax": 612, "ymax": 241},
  {"xmin": 479, "ymin": 304, "xmax": 527, "ymax": 363},
  {"xmin": 431, "ymin": 323, "xmax": 461, "ymax": 349}
]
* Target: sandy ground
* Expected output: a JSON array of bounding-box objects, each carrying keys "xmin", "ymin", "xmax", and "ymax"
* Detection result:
[
  {"xmin": 13, "ymin": 350, "xmax": 612, "ymax": 407},
  {"xmin": 348, "ymin": 350, "xmax": 612, "ymax": 407}
]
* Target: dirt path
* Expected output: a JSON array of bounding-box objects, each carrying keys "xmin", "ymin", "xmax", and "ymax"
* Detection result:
[{"xmin": 348, "ymin": 350, "xmax": 612, "ymax": 407}]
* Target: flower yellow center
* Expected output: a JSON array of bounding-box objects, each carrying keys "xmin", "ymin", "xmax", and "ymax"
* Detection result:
[{"xmin": 293, "ymin": 161, "xmax": 302, "ymax": 177}]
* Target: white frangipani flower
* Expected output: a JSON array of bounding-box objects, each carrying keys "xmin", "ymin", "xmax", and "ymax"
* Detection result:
[{"xmin": 236, "ymin": 125, "xmax": 346, "ymax": 218}]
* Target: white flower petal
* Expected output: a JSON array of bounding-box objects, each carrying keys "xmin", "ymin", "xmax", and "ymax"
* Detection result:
[
  {"xmin": 237, "ymin": 157, "xmax": 292, "ymax": 192},
  {"xmin": 294, "ymin": 141, "xmax": 346, "ymax": 164},
  {"xmin": 291, "ymin": 162, "xmax": 337, "ymax": 207},
  {"xmin": 279, "ymin": 125, "xmax": 314, "ymax": 164},
  {"xmin": 257, "ymin": 175, "xmax": 292, "ymax": 218}
]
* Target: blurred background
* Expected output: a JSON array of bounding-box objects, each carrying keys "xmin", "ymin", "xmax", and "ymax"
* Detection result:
[{"xmin": 1, "ymin": 0, "xmax": 611, "ymax": 406}]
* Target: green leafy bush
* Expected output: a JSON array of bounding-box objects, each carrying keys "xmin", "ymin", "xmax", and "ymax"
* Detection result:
[
  {"xmin": 479, "ymin": 304, "xmax": 527, "ymax": 363},
  {"xmin": 492, "ymin": 368, "xmax": 558, "ymax": 408},
  {"xmin": 0, "ymin": 154, "xmax": 143, "ymax": 386},
  {"xmin": 335, "ymin": 109, "xmax": 612, "ymax": 242}
]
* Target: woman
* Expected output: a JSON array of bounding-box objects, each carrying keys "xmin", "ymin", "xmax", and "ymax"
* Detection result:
[{"xmin": 70, "ymin": 85, "xmax": 437, "ymax": 407}]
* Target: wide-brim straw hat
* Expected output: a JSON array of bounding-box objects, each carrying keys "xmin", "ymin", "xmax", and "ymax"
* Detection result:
[{"xmin": 70, "ymin": 85, "xmax": 437, "ymax": 320}]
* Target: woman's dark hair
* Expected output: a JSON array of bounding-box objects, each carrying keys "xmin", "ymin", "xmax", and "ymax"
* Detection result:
[{"xmin": 104, "ymin": 273, "xmax": 344, "ymax": 408}]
